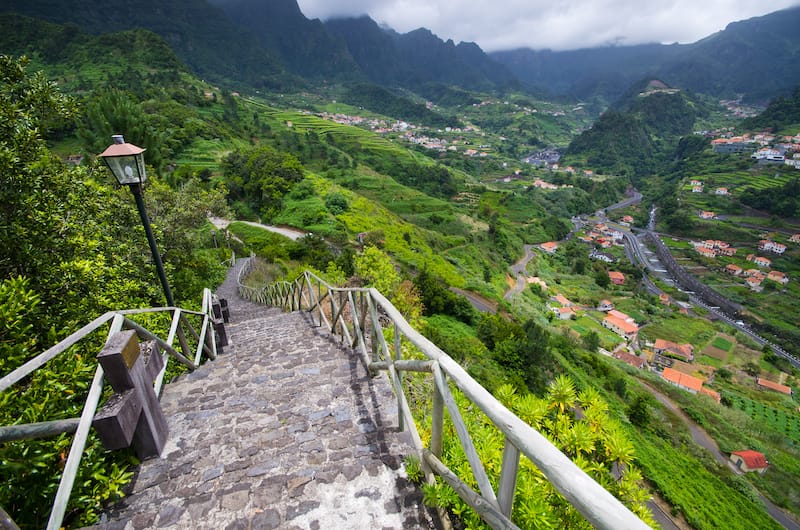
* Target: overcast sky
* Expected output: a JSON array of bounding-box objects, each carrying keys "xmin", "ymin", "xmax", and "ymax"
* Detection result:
[{"xmin": 296, "ymin": 0, "xmax": 800, "ymax": 52}]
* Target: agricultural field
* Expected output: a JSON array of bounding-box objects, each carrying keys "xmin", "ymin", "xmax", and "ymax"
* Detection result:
[{"xmin": 723, "ymin": 393, "xmax": 800, "ymax": 448}]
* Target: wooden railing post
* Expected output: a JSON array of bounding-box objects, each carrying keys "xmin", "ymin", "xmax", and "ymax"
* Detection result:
[
  {"xmin": 93, "ymin": 330, "xmax": 168, "ymax": 459},
  {"xmin": 394, "ymin": 323, "xmax": 404, "ymax": 431},
  {"xmin": 498, "ymin": 438, "xmax": 521, "ymax": 518},
  {"xmin": 431, "ymin": 363, "xmax": 444, "ymax": 459}
]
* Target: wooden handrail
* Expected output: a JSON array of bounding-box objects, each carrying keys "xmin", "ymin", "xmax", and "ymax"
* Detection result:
[
  {"xmin": 237, "ymin": 262, "xmax": 649, "ymax": 530},
  {"xmin": 2, "ymin": 287, "xmax": 223, "ymax": 530}
]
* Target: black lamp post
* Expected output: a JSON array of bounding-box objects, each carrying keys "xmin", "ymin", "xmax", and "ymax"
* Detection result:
[{"xmin": 99, "ymin": 135, "xmax": 175, "ymax": 307}]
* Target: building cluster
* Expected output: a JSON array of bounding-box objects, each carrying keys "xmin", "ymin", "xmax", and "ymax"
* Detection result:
[
  {"xmin": 691, "ymin": 239, "xmax": 738, "ymax": 258},
  {"xmin": 709, "ymin": 131, "xmax": 800, "ymax": 167},
  {"xmin": 577, "ymin": 222, "xmax": 624, "ymax": 249}
]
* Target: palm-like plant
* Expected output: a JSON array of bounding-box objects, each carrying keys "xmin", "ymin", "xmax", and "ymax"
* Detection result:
[{"xmin": 547, "ymin": 374, "xmax": 577, "ymax": 415}]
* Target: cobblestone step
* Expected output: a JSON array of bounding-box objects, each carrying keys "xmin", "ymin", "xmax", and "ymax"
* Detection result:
[{"xmin": 87, "ymin": 261, "xmax": 436, "ymax": 529}]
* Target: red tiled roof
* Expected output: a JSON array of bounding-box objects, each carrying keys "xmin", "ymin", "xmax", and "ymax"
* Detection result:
[
  {"xmin": 699, "ymin": 387, "xmax": 721, "ymax": 403},
  {"xmin": 756, "ymin": 378, "xmax": 792, "ymax": 395},
  {"xmin": 731, "ymin": 450, "xmax": 768, "ymax": 469},
  {"xmin": 608, "ymin": 271, "xmax": 625, "ymax": 283},
  {"xmin": 614, "ymin": 350, "xmax": 645, "ymax": 369},
  {"xmin": 662, "ymin": 367, "xmax": 703, "ymax": 392},
  {"xmin": 604, "ymin": 315, "xmax": 638, "ymax": 334}
]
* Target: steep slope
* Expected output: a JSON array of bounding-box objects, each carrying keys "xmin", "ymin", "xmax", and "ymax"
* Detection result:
[
  {"xmin": 324, "ymin": 15, "xmax": 517, "ymax": 94},
  {"xmin": 207, "ymin": 0, "xmax": 361, "ymax": 81},
  {"xmin": 0, "ymin": 0, "xmax": 293, "ymax": 89},
  {"xmin": 563, "ymin": 80, "xmax": 703, "ymax": 180}
]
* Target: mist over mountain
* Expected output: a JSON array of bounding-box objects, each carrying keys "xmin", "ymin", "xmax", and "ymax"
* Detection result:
[{"xmin": 492, "ymin": 6, "xmax": 800, "ymax": 104}]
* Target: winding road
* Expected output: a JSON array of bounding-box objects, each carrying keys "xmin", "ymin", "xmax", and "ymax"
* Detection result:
[{"xmin": 504, "ymin": 244, "xmax": 536, "ymax": 300}]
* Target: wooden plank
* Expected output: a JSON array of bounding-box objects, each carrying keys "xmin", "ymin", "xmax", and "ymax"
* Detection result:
[
  {"xmin": 431, "ymin": 362, "xmax": 499, "ymax": 509},
  {"xmin": 369, "ymin": 360, "xmax": 434, "ymax": 373},
  {"xmin": 122, "ymin": 318, "xmax": 196, "ymax": 371},
  {"xmin": 431, "ymin": 362, "xmax": 444, "ymax": 459},
  {"xmin": 497, "ymin": 438, "xmax": 520, "ymax": 517},
  {"xmin": 0, "ymin": 418, "xmax": 80, "ymax": 442},
  {"xmin": 0, "ymin": 312, "xmax": 115, "ymax": 392}
]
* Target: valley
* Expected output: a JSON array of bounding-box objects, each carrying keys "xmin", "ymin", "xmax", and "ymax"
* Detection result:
[{"xmin": 1, "ymin": 1, "xmax": 800, "ymax": 529}]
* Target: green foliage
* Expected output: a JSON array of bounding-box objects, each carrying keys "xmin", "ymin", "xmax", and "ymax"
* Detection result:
[
  {"xmin": 342, "ymin": 83, "xmax": 457, "ymax": 128},
  {"xmin": 413, "ymin": 269, "xmax": 477, "ymax": 325},
  {"xmin": 354, "ymin": 245, "xmax": 400, "ymax": 294},
  {"xmin": 419, "ymin": 377, "xmax": 656, "ymax": 528},
  {"xmin": 77, "ymin": 88, "xmax": 169, "ymax": 171},
  {"xmin": 741, "ymin": 86, "xmax": 800, "ymax": 132},
  {"xmin": 222, "ymin": 145, "xmax": 305, "ymax": 220},
  {"xmin": 0, "ymin": 56, "xmax": 230, "ymax": 527},
  {"xmin": 324, "ymin": 191, "xmax": 349, "ymax": 215}
]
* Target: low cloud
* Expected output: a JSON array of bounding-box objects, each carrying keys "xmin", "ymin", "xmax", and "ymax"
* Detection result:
[{"xmin": 296, "ymin": 0, "xmax": 800, "ymax": 51}]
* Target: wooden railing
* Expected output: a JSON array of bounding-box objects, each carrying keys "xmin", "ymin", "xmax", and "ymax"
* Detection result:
[
  {"xmin": 0, "ymin": 288, "xmax": 221, "ymax": 530},
  {"xmin": 238, "ymin": 262, "xmax": 649, "ymax": 530}
]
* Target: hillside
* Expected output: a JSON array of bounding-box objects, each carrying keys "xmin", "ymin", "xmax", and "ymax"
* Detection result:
[
  {"xmin": 0, "ymin": 0, "xmax": 293, "ymax": 89},
  {"xmin": 562, "ymin": 81, "xmax": 707, "ymax": 180},
  {"xmin": 207, "ymin": 0, "xmax": 361, "ymax": 81},
  {"xmin": 323, "ymin": 15, "xmax": 517, "ymax": 93}
]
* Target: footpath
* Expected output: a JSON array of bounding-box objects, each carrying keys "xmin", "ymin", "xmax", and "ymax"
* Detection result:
[{"xmin": 88, "ymin": 259, "xmax": 436, "ymax": 529}]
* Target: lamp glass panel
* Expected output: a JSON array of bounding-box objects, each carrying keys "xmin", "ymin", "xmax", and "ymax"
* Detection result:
[{"xmin": 105, "ymin": 154, "xmax": 144, "ymax": 185}]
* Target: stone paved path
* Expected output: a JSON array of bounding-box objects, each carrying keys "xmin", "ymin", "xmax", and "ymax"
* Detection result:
[{"xmin": 90, "ymin": 259, "xmax": 436, "ymax": 529}]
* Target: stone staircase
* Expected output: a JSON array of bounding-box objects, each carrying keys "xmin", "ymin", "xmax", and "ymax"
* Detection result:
[{"xmin": 89, "ymin": 261, "xmax": 436, "ymax": 529}]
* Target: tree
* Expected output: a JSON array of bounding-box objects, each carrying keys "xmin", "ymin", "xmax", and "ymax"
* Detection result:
[
  {"xmin": 583, "ymin": 331, "xmax": 600, "ymax": 353},
  {"xmin": 626, "ymin": 395, "xmax": 651, "ymax": 427},
  {"xmin": 77, "ymin": 88, "xmax": 168, "ymax": 172},
  {"xmin": 594, "ymin": 268, "xmax": 611, "ymax": 288},
  {"xmin": 354, "ymin": 245, "xmax": 400, "ymax": 295}
]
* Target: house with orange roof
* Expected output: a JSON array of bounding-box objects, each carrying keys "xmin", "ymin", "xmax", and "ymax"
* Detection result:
[
  {"xmin": 726, "ymin": 264, "xmax": 743, "ymax": 276},
  {"xmin": 756, "ymin": 378, "xmax": 793, "ymax": 396},
  {"xmin": 690, "ymin": 179, "xmax": 703, "ymax": 186},
  {"xmin": 692, "ymin": 185, "xmax": 703, "ymax": 193},
  {"xmin": 715, "ymin": 187, "xmax": 729, "ymax": 195},
  {"xmin": 540, "ymin": 241, "xmax": 559, "ymax": 254},
  {"xmin": 608, "ymin": 310, "xmax": 634, "ymax": 323},
  {"xmin": 790, "ymin": 234, "xmax": 800, "ymax": 244},
  {"xmin": 766, "ymin": 270, "xmax": 789, "ymax": 285},
  {"xmin": 699, "ymin": 211, "xmax": 715, "ymax": 220},
  {"xmin": 602, "ymin": 314, "xmax": 638, "ymax": 340},
  {"xmin": 759, "ymin": 240, "xmax": 787, "ymax": 254},
  {"xmin": 696, "ymin": 247, "xmax": 717, "ymax": 258},
  {"xmin": 553, "ymin": 294, "xmax": 574, "ymax": 307},
  {"xmin": 608, "ymin": 271, "xmax": 626, "ymax": 285},
  {"xmin": 747, "ymin": 254, "xmax": 772, "ymax": 268},
  {"xmin": 598, "ymin": 299, "xmax": 614, "ymax": 311},
  {"xmin": 654, "ymin": 339, "xmax": 694, "ymax": 362},
  {"xmin": 620, "ymin": 215, "xmax": 634, "ymax": 226},
  {"xmin": 700, "ymin": 387, "xmax": 721, "ymax": 403},
  {"xmin": 730, "ymin": 450, "xmax": 769, "ymax": 474},
  {"xmin": 662, "ymin": 367, "xmax": 703, "ymax": 393},
  {"xmin": 659, "ymin": 293, "xmax": 671, "ymax": 306},
  {"xmin": 553, "ymin": 306, "xmax": 575, "ymax": 320},
  {"xmin": 613, "ymin": 349, "xmax": 646, "ymax": 369},
  {"xmin": 746, "ymin": 276, "xmax": 764, "ymax": 291}
]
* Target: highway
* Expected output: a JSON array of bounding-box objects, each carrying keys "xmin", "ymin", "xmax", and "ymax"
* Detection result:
[{"xmin": 610, "ymin": 208, "xmax": 800, "ymax": 370}]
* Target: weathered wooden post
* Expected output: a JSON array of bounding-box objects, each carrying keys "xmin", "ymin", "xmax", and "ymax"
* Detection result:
[
  {"xmin": 211, "ymin": 296, "xmax": 229, "ymax": 352},
  {"xmin": 92, "ymin": 330, "xmax": 168, "ymax": 459}
]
